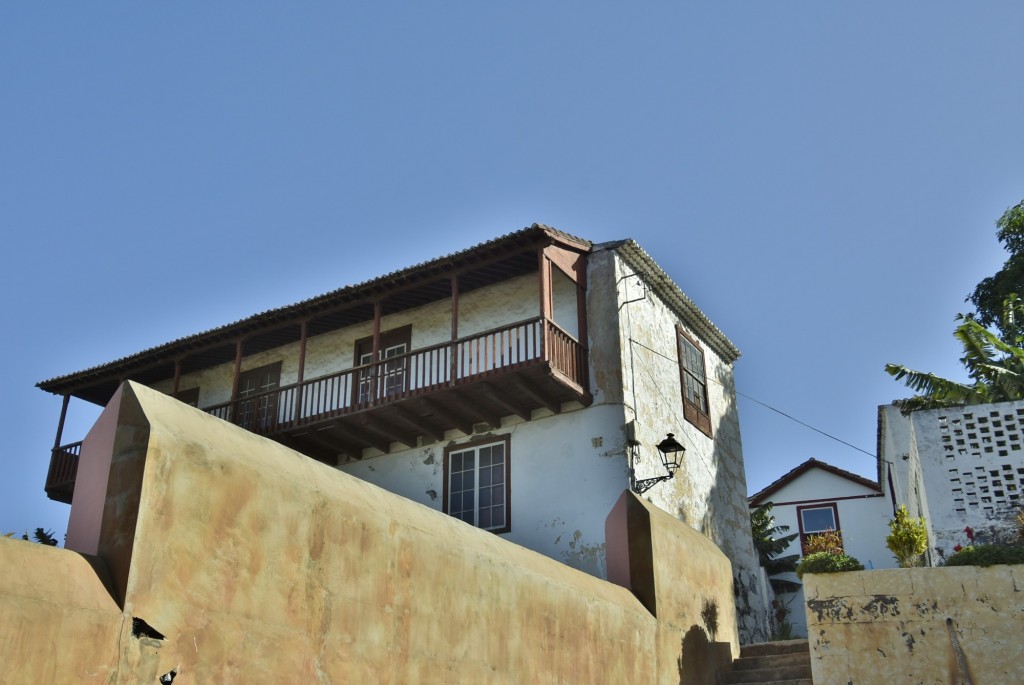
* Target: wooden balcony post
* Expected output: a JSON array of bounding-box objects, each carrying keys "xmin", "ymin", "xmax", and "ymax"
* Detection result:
[
  {"xmin": 172, "ymin": 359, "xmax": 182, "ymax": 396},
  {"xmin": 370, "ymin": 301, "xmax": 382, "ymax": 401},
  {"xmin": 538, "ymin": 248, "xmax": 552, "ymax": 361},
  {"xmin": 230, "ymin": 339, "xmax": 244, "ymax": 421},
  {"xmin": 576, "ymin": 259, "xmax": 589, "ymax": 384},
  {"xmin": 296, "ymin": 319, "xmax": 308, "ymax": 420},
  {"xmin": 52, "ymin": 393, "xmax": 70, "ymax": 452},
  {"xmin": 450, "ymin": 274, "xmax": 459, "ymax": 383}
]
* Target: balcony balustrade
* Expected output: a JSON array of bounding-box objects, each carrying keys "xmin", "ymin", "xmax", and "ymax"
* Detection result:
[{"xmin": 46, "ymin": 317, "xmax": 589, "ymax": 503}]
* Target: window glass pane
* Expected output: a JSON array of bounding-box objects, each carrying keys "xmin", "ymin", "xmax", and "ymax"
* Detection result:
[
  {"xmin": 446, "ymin": 440, "xmax": 508, "ymax": 531},
  {"xmin": 802, "ymin": 507, "xmax": 837, "ymax": 533}
]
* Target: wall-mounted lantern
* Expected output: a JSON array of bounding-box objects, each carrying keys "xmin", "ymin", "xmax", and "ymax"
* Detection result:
[{"xmin": 632, "ymin": 433, "xmax": 686, "ymax": 494}]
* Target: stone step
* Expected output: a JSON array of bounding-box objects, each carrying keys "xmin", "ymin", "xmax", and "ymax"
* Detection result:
[
  {"xmin": 739, "ymin": 639, "xmax": 810, "ymax": 658},
  {"xmin": 725, "ymin": 665, "xmax": 812, "ymax": 684},
  {"xmin": 725, "ymin": 640, "xmax": 811, "ymax": 685},
  {"xmin": 731, "ymin": 652, "xmax": 810, "ymax": 671}
]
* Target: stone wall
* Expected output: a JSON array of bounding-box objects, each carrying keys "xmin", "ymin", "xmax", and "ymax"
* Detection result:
[
  {"xmin": 804, "ymin": 566, "xmax": 1024, "ymax": 684},
  {"xmin": 0, "ymin": 382, "xmax": 741, "ymax": 683}
]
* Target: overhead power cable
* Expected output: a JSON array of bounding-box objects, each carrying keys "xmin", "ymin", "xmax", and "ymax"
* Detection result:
[{"xmin": 628, "ymin": 337, "xmax": 878, "ymax": 461}]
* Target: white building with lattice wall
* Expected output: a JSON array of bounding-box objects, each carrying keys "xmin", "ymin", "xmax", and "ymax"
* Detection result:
[{"xmin": 879, "ymin": 401, "xmax": 1024, "ymax": 562}]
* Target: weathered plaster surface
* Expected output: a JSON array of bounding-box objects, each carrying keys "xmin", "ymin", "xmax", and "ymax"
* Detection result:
[
  {"xmin": 341, "ymin": 402, "xmax": 630, "ymax": 579},
  {"xmin": 805, "ymin": 566, "xmax": 1024, "ymax": 684},
  {"xmin": 882, "ymin": 401, "xmax": 1024, "ymax": 562},
  {"xmin": 598, "ymin": 247, "xmax": 768, "ymax": 643},
  {"xmin": 3, "ymin": 383, "xmax": 744, "ymax": 683},
  {"xmin": 143, "ymin": 245, "xmax": 765, "ymax": 643}
]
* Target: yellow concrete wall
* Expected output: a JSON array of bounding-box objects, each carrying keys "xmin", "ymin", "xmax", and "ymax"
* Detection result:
[
  {"xmin": 0, "ymin": 539, "xmax": 122, "ymax": 683},
  {"xmin": 804, "ymin": 566, "xmax": 1024, "ymax": 684},
  {"xmin": 2, "ymin": 382, "xmax": 740, "ymax": 683}
]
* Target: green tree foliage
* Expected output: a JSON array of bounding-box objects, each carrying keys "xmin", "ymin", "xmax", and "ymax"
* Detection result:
[
  {"xmin": 3, "ymin": 528, "xmax": 59, "ymax": 546},
  {"xmin": 749, "ymin": 503, "xmax": 800, "ymax": 593},
  {"xmin": 885, "ymin": 295, "xmax": 1024, "ymax": 413},
  {"xmin": 886, "ymin": 505, "xmax": 928, "ymax": 567},
  {"xmin": 944, "ymin": 544, "xmax": 1024, "ymax": 567},
  {"xmin": 968, "ymin": 199, "xmax": 1024, "ymax": 340}
]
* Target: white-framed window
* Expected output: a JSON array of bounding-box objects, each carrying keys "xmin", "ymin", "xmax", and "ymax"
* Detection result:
[
  {"xmin": 353, "ymin": 326, "xmax": 411, "ymax": 405},
  {"xmin": 443, "ymin": 436, "xmax": 511, "ymax": 533}
]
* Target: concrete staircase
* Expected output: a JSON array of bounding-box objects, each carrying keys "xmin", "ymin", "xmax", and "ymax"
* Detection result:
[{"xmin": 725, "ymin": 640, "xmax": 812, "ymax": 685}]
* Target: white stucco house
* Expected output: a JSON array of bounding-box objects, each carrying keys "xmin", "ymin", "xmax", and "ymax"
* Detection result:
[
  {"xmin": 748, "ymin": 458, "xmax": 896, "ymax": 638},
  {"xmin": 879, "ymin": 400, "xmax": 1024, "ymax": 562},
  {"xmin": 38, "ymin": 224, "xmax": 769, "ymax": 641}
]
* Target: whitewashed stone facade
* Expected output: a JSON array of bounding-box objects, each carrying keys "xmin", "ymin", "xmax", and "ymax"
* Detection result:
[
  {"xmin": 43, "ymin": 226, "xmax": 769, "ymax": 642},
  {"xmin": 880, "ymin": 401, "xmax": 1024, "ymax": 561}
]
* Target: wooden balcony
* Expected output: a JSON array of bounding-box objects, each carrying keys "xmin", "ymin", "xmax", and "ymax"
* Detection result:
[
  {"xmin": 45, "ymin": 441, "xmax": 81, "ymax": 504},
  {"xmin": 45, "ymin": 317, "xmax": 589, "ymax": 503}
]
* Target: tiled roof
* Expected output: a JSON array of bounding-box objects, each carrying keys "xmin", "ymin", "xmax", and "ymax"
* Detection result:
[
  {"xmin": 601, "ymin": 239, "xmax": 740, "ymax": 363},
  {"xmin": 38, "ymin": 224, "xmax": 588, "ymax": 393},
  {"xmin": 748, "ymin": 457, "xmax": 881, "ymax": 506}
]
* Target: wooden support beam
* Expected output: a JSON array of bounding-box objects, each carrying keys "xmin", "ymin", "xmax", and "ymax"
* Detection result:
[
  {"xmin": 333, "ymin": 418, "xmax": 392, "ymax": 454},
  {"xmin": 481, "ymin": 381, "xmax": 532, "ymax": 422},
  {"xmin": 393, "ymin": 404, "xmax": 446, "ymax": 442},
  {"xmin": 420, "ymin": 397, "xmax": 475, "ymax": 436},
  {"xmin": 511, "ymin": 375, "xmax": 562, "ymax": 414},
  {"xmin": 447, "ymin": 390, "xmax": 502, "ymax": 429},
  {"xmin": 52, "ymin": 394, "xmax": 71, "ymax": 451},
  {"xmin": 296, "ymin": 319, "xmax": 309, "ymax": 418},
  {"xmin": 359, "ymin": 414, "xmax": 417, "ymax": 450},
  {"xmin": 172, "ymin": 359, "xmax": 181, "ymax": 396}
]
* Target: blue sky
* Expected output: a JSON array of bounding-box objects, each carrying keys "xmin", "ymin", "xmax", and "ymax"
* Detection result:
[{"xmin": 3, "ymin": 3, "xmax": 1022, "ymax": 540}]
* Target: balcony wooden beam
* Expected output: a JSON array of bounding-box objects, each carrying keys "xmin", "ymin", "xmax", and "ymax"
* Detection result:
[
  {"xmin": 511, "ymin": 375, "xmax": 562, "ymax": 415},
  {"xmin": 330, "ymin": 420, "xmax": 392, "ymax": 455},
  {"xmin": 420, "ymin": 397, "xmax": 475, "ymax": 436},
  {"xmin": 447, "ymin": 391, "xmax": 502, "ymax": 429},
  {"xmin": 481, "ymin": 381, "xmax": 532, "ymax": 422},
  {"xmin": 393, "ymin": 405, "xmax": 446, "ymax": 443},
  {"xmin": 358, "ymin": 414, "xmax": 417, "ymax": 450}
]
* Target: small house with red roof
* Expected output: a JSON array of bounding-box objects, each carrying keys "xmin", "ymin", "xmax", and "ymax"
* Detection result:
[{"xmin": 749, "ymin": 457, "xmax": 896, "ymax": 637}]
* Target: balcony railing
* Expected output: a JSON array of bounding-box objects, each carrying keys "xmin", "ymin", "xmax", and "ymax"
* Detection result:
[
  {"xmin": 45, "ymin": 441, "xmax": 82, "ymax": 503},
  {"xmin": 204, "ymin": 317, "xmax": 586, "ymax": 434},
  {"xmin": 45, "ymin": 317, "xmax": 588, "ymax": 502}
]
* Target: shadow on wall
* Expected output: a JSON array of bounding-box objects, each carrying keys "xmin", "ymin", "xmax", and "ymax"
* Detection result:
[
  {"xmin": 678, "ymin": 624, "xmax": 732, "ymax": 685},
  {"xmin": 697, "ymin": 365, "xmax": 769, "ymax": 643}
]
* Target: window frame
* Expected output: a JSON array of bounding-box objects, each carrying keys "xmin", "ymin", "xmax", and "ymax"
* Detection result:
[
  {"xmin": 353, "ymin": 325, "xmax": 412, "ymax": 404},
  {"xmin": 796, "ymin": 502, "xmax": 842, "ymax": 555},
  {"xmin": 676, "ymin": 326, "xmax": 713, "ymax": 437},
  {"xmin": 236, "ymin": 361, "xmax": 282, "ymax": 432},
  {"xmin": 442, "ymin": 435, "xmax": 512, "ymax": 534},
  {"xmin": 174, "ymin": 387, "xmax": 200, "ymax": 407}
]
